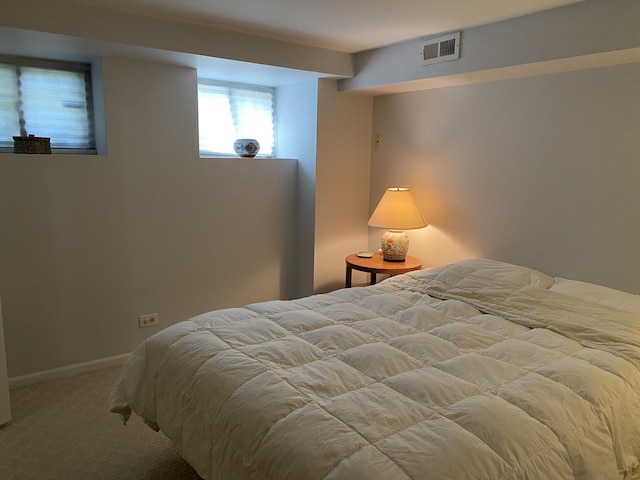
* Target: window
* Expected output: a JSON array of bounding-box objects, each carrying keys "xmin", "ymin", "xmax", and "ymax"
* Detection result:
[
  {"xmin": 198, "ymin": 79, "xmax": 275, "ymax": 157},
  {"xmin": 0, "ymin": 55, "xmax": 95, "ymax": 153}
]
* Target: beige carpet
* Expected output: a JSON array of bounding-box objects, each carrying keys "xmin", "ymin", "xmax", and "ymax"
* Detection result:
[{"xmin": 0, "ymin": 366, "xmax": 202, "ymax": 480}]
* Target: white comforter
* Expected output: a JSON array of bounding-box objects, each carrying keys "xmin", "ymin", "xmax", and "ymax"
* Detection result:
[{"xmin": 109, "ymin": 259, "xmax": 640, "ymax": 480}]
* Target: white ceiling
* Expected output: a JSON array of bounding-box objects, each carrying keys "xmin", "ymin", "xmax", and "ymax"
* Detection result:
[{"xmin": 67, "ymin": 0, "xmax": 585, "ymax": 53}]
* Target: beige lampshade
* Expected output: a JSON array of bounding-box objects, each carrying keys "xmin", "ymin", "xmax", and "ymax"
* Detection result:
[{"xmin": 368, "ymin": 188, "xmax": 427, "ymax": 230}]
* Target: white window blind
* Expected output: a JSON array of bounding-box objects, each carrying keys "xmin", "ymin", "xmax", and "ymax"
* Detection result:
[
  {"xmin": 198, "ymin": 79, "xmax": 275, "ymax": 156},
  {"xmin": 0, "ymin": 56, "xmax": 95, "ymax": 151}
]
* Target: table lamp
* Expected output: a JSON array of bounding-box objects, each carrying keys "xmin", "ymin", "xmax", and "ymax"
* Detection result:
[{"xmin": 368, "ymin": 187, "xmax": 427, "ymax": 261}]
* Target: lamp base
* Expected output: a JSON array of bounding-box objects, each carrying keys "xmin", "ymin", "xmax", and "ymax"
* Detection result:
[{"xmin": 380, "ymin": 230, "xmax": 409, "ymax": 261}]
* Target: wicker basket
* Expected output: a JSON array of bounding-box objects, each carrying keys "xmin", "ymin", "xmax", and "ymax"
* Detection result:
[{"xmin": 13, "ymin": 134, "xmax": 51, "ymax": 154}]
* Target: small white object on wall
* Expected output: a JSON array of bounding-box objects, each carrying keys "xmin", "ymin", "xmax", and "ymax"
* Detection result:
[
  {"xmin": 419, "ymin": 32, "xmax": 461, "ymax": 66},
  {"xmin": 0, "ymin": 298, "xmax": 11, "ymax": 425}
]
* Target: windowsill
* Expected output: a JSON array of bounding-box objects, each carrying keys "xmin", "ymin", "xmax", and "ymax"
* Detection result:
[
  {"xmin": 1, "ymin": 152, "xmax": 296, "ymax": 160},
  {"xmin": 199, "ymin": 154, "xmax": 296, "ymax": 161},
  {"xmin": 0, "ymin": 148, "xmax": 98, "ymax": 155}
]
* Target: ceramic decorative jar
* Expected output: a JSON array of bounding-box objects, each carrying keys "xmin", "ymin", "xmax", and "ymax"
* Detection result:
[{"xmin": 233, "ymin": 138, "xmax": 260, "ymax": 158}]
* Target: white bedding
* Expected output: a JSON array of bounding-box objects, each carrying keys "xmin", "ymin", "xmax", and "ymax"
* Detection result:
[{"xmin": 109, "ymin": 259, "xmax": 640, "ymax": 480}]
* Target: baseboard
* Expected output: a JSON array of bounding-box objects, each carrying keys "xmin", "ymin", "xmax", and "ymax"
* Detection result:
[{"xmin": 8, "ymin": 353, "xmax": 130, "ymax": 390}]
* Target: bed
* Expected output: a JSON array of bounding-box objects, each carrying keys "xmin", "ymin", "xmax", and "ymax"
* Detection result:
[{"xmin": 109, "ymin": 258, "xmax": 640, "ymax": 480}]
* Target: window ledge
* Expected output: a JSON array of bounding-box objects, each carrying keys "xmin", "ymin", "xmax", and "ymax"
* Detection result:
[
  {"xmin": 0, "ymin": 148, "xmax": 97, "ymax": 155},
  {"xmin": 199, "ymin": 155, "xmax": 296, "ymax": 161}
]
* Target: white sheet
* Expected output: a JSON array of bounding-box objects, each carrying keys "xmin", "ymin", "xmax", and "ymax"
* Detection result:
[{"xmin": 109, "ymin": 259, "xmax": 640, "ymax": 480}]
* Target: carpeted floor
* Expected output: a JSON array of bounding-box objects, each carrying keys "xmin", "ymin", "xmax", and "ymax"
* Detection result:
[{"xmin": 0, "ymin": 366, "xmax": 202, "ymax": 480}]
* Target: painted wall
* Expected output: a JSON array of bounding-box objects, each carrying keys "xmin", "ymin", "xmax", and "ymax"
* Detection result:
[
  {"xmin": 5, "ymin": 0, "xmax": 634, "ymax": 380},
  {"xmin": 0, "ymin": 57, "xmax": 300, "ymax": 377},
  {"xmin": 0, "ymin": 0, "xmax": 374, "ymax": 379},
  {"xmin": 0, "ymin": 0, "xmax": 372, "ymax": 378},
  {"xmin": 341, "ymin": 0, "xmax": 640, "ymax": 95},
  {"xmin": 277, "ymin": 80, "xmax": 319, "ymax": 298},
  {"xmin": 314, "ymin": 79, "xmax": 373, "ymax": 292},
  {"xmin": 0, "ymin": 0, "xmax": 352, "ymax": 79},
  {"xmin": 0, "ymin": 299, "xmax": 10, "ymax": 424},
  {"xmin": 278, "ymin": 79, "xmax": 374, "ymax": 295},
  {"xmin": 370, "ymin": 62, "xmax": 640, "ymax": 294}
]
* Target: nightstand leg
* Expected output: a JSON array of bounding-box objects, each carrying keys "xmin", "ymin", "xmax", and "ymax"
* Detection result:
[
  {"xmin": 345, "ymin": 265, "xmax": 353, "ymax": 288},
  {"xmin": 370, "ymin": 273, "xmax": 377, "ymax": 285}
]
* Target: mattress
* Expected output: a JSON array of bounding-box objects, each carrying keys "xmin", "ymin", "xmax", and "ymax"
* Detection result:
[{"xmin": 109, "ymin": 259, "xmax": 640, "ymax": 480}]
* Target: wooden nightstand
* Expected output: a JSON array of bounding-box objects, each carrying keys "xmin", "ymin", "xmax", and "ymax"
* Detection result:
[{"xmin": 345, "ymin": 253, "xmax": 422, "ymax": 287}]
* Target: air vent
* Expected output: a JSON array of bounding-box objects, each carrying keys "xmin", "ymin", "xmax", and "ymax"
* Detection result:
[{"xmin": 420, "ymin": 32, "xmax": 461, "ymax": 66}]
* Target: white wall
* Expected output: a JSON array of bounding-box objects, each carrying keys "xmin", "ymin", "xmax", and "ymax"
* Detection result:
[
  {"xmin": 315, "ymin": 80, "xmax": 373, "ymax": 292},
  {"xmin": 10, "ymin": 0, "xmax": 632, "ymax": 380},
  {"xmin": 278, "ymin": 79, "xmax": 374, "ymax": 295},
  {"xmin": 0, "ymin": 34, "xmax": 373, "ymax": 378},
  {"xmin": 0, "ymin": 0, "xmax": 377, "ymax": 378},
  {"xmin": 370, "ymin": 61, "xmax": 640, "ymax": 294},
  {"xmin": 277, "ymin": 80, "xmax": 319, "ymax": 298},
  {"xmin": 0, "ymin": 56, "xmax": 299, "ymax": 377},
  {"xmin": 0, "ymin": 0, "xmax": 352, "ymax": 79},
  {"xmin": 361, "ymin": 0, "xmax": 640, "ymax": 294},
  {"xmin": 341, "ymin": 0, "xmax": 640, "ymax": 94},
  {"xmin": 0, "ymin": 299, "xmax": 10, "ymax": 424}
]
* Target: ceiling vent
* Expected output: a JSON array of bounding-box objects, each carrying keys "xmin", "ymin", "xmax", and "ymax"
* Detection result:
[{"xmin": 420, "ymin": 32, "xmax": 461, "ymax": 66}]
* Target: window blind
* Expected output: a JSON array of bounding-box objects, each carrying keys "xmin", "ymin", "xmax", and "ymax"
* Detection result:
[
  {"xmin": 0, "ymin": 56, "xmax": 95, "ymax": 151},
  {"xmin": 198, "ymin": 80, "xmax": 275, "ymax": 156}
]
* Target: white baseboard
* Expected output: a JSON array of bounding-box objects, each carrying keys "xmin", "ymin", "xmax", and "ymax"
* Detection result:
[{"xmin": 8, "ymin": 353, "xmax": 130, "ymax": 390}]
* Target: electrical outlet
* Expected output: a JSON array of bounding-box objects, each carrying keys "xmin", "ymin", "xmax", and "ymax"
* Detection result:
[
  {"xmin": 375, "ymin": 133, "xmax": 383, "ymax": 149},
  {"xmin": 138, "ymin": 313, "xmax": 159, "ymax": 328}
]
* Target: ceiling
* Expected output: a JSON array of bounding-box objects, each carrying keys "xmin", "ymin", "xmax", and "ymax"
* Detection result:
[{"xmin": 67, "ymin": 0, "xmax": 585, "ymax": 53}]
